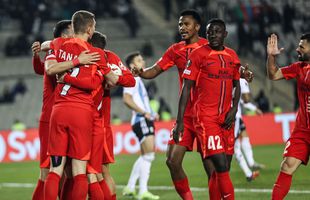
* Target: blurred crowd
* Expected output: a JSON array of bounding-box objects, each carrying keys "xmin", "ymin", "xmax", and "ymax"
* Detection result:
[{"xmin": 1, "ymin": 0, "xmax": 140, "ymax": 57}]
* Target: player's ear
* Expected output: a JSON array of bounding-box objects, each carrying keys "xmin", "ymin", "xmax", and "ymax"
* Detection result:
[{"xmin": 195, "ymin": 23, "xmax": 200, "ymax": 32}]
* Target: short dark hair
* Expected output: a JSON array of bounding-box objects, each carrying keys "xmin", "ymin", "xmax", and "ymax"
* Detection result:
[
  {"xmin": 125, "ymin": 52, "xmax": 140, "ymax": 68},
  {"xmin": 207, "ymin": 18, "xmax": 226, "ymax": 31},
  {"xmin": 89, "ymin": 31, "xmax": 107, "ymax": 49},
  {"xmin": 53, "ymin": 20, "xmax": 71, "ymax": 38},
  {"xmin": 300, "ymin": 33, "xmax": 310, "ymax": 42},
  {"xmin": 180, "ymin": 9, "xmax": 201, "ymax": 24},
  {"xmin": 72, "ymin": 10, "xmax": 95, "ymax": 34}
]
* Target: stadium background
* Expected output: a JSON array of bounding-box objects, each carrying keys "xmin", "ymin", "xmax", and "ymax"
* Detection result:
[{"xmin": 0, "ymin": 0, "xmax": 310, "ymax": 199}]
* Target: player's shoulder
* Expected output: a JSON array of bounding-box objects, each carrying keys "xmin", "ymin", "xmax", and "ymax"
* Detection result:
[
  {"xmin": 169, "ymin": 40, "xmax": 186, "ymax": 50},
  {"xmin": 104, "ymin": 49, "xmax": 120, "ymax": 59},
  {"xmin": 224, "ymin": 46, "xmax": 238, "ymax": 56},
  {"xmin": 198, "ymin": 37, "xmax": 208, "ymax": 45},
  {"xmin": 51, "ymin": 37, "xmax": 69, "ymax": 50},
  {"xmin": 191, "ymin": 43, "xmax": 210, "ymax": 55}
]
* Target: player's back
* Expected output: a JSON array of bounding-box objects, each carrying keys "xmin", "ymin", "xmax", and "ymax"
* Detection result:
[{"xmin": 54, "ymin": 38, "xmax": 100, "ymax": 108}]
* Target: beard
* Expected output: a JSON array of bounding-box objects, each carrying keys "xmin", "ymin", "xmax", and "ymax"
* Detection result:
[{"xmin": 298, "ymin": 54, "xmax": 310, "ymax": 61}]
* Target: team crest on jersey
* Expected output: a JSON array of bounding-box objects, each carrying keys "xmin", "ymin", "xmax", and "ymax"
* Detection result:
[{"xmin": 186, "ymin": 60, "xmax": 191, "ymax": 68}]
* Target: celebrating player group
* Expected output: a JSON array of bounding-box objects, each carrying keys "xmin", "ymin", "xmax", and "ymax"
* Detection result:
[{"xmin": 30, "ymin": 7, "xmax": 310, "ymax": 200}]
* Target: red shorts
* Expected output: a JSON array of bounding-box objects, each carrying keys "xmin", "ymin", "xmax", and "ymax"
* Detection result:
[
  {"xmin": 102, "ymin": 126, "xmax": 115, "ymax": 164},
  {"xmin": 168, "ymin": 116, "xmax": 197, "ymax": 151},
  {"xmin": 48, "ymin": 105, "xmax": 93, "ymax": 160},
  {"xmin": 39, "ymin": 121, "xmax": 50, "ymax": 168},
  {"xmin": 283, "ymin": 129, "xmax": 310, "ymax": 165},
  {"xmin": 194, "ymin": 115, "xmax": 234, "ymax": 158},
  {"xmin": 87, "ymin": 113, "xmax": 105, "ymax": 174}
]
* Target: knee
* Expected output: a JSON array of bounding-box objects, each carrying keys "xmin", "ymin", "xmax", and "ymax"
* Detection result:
[
  {"xmin": 166, "ymin": 157, "xmax": 180, "ymax": 170},
  {"xmin": 142, "ymin": 152, "xmax": 155, "ymax": 162},
  {"xmin": 280, "ymin": 160, "xmax": 296, "ymax": 175}
]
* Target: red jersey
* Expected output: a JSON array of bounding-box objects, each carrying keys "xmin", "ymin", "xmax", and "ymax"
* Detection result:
[
  {"xmin": 156, "ymin": 37, "xmax": 208, "ymax": 116},
  {"xmin": 281, "ymin": 62, "xmax": 310, "ymax": 130},
  {"xmin": 46, "ymin": 38, "xmax": 110, "ymax": 108},
  {"xmin": 32, "ymin": 38, "xmax": 66, "ymax": 122},
  {"xmin": 101, "ymin": 50, "xmax": 135, "ymax": 126},
  {"xmin": 183, "ymin": 44, "xmax": 241, "ymax": 117}
]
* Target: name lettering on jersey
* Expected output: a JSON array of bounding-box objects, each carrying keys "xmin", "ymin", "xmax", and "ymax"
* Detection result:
[{"xmin": 58, "ymin": 49, "xmax": 78, "ymax": 61}]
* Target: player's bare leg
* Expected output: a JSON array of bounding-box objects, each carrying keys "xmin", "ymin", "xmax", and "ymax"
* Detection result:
[
  {"xmin": 272, "ymin": 157, "xmax": 302, "ymax": 200},
  {"xmin": 166, "ymin": 144, "xmax": 193, "ymax": 200}
]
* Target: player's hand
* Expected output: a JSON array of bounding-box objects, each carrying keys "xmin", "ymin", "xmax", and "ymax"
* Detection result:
[
  {"xmin": 144, "ymin": 112, "xmax": 152, "ymax": 120},
  {"xmin": 131, "ymin": 67, "xmax": 143, "ymax": 76},
  {"xmin": 56, "ymin": 73, "xmax": 66, "ymax": 83},
  {"xmin": 78, "ymin": 50, "xmax": 101, "ymax": 65},
  {"xmin": 222, "ymin": 107, "xmax": 237, "ymax": 130},
  {"xmin": 242, "ymin": 64, "xmax": 254, "ymax": 82},
  {"xmin": 31, "ymin": 41, "xmax": 41, "ymax": 57},
  {"xmin": 172, "ymin": 122, "xmax": 184, "ymax": 144},
  {"xmin": 256, "ymin": 108, "xmax": 263, "ymax": 115},
  {"xmin": 267, "ymin": 34, "xmax": 284, "ymax": 56}
]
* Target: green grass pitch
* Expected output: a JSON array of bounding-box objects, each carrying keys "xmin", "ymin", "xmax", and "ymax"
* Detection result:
[{"xmin": 0, "ymin": 144, "xmax": 309, "ymax": 199}]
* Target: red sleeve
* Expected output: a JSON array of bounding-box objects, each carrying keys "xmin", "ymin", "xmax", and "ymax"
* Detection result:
[
  {"xmin": 156, "ymin": 45, "xmax": 175, "ymax": 71},
  {"xmin": 280, "ymin": 63, "xmax": 299, "ymax": 80},
  {"xmin": 32, "ymin": 56, "xmax": 44, "ymax": 75},
  {"xmin": 232, "ymin": 51, "xmax": 241, "ymax": 80},
  {"xmin": 95, "ymin": 51, "xmax": 111, "ymax": 75},
  {"xmin": 182, "ymin": 49, "xmax": 201, "ymax": 81},
  {"xmin": 117, "ymin": 72, "xmax": 136, "ymax": 87},
  {"xmin": 64, "ymin": 70, "xmax": 104, "ymax": 90}
]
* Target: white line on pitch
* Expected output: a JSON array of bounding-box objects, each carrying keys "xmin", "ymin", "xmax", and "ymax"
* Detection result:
[{"xmin": 1, "ymin": 183, "xmax": 310, "ymax": 194}]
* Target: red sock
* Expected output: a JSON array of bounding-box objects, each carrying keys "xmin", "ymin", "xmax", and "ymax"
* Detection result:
[
  {"xmin": 44, "ymin": 172, "xmax": 61, "ymax": 200},
  {"xmin": 111, "ymin": 194, "xmax": 116, "ymax": 200},
  {"xmin": 72, "ymin": 174, "xmax": 88, "ymax": 200},
  {"xmin": 272, "ymin": 172, "xmax": 292, "ymax": 200},
  {"xmin": 88, "ymin": 182, "xmax": 105, "ymax": 200},
  {"xmin": 173, "ymin": 177, "xmax": 193, "ymax": 200},
  {"xmin": 60, "ymin": 177, "xmax": 74, "ymax": 200},
  {"xmin": 32, "ymin": 179, "xmax": 44, "ymax": 200},
  {"xmin": 99, "ymin": 180, "xmax": 112, "ymax": 200},
  {"xmin": 208, "ymin": 172, "xmax": 221, "ymax": 200},
  {"xmin": 216, "ymin": 172, "xmax": 234, "ymax": 200}
]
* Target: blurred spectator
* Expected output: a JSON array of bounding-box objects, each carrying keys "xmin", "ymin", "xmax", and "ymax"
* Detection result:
[
  {"xmin": 11, "ymin": 119, "xmax": 26, "ymax": 131},
  {"xmin": 117, "ymin": 0, "xmax": 140, "ymax": 38},
  {"xmin": 254, "ymin": 90, "xmax": 270, "ymax": 113},
  {"xmin": 0, "ymin": 86, "xmax": 14, "ymax": 104},
  {"xmin": 163, "ymin": 0, "xmax": 172, "ymax": 21},
  {"xmin": 146, "ymin": 81, "xmax": 158, "ymax": 100},
  {"xmin": 158, "ymin": 97, "xmax": 172, "ymax": 121},
  {"xmin": 282, "ymin": 1, "xmax": 295, "ymax": 34},
  {"xmin": 141, "ymin": 40, "xmax": 154, "ymax": 57},
  {"xmin": 12, "ymin": 78, "xmax": 27, "ymax": 96}
]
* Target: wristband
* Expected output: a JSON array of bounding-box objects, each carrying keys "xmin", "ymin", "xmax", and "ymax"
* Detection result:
[{"xmin": 72, "ymin": 58, "xmax": 80, "ymax": 66}]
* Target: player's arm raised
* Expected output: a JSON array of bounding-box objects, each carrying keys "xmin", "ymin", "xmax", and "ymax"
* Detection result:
[
  {"xmin": 45, "ymin": 50, "xmax": 100, "ymax": 75},
  {"xmin": 266, "ymin": 34, "xmax": 285, "ymax": 80}
]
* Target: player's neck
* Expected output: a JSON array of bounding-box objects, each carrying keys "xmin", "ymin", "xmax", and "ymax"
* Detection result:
[
  {"xmin": 74, "ymin": 34, "xmax": 89, "ymax": 42},
  {"xmin": 185, "ymin": 35, "xmax": 199, "ymax": 45}
]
